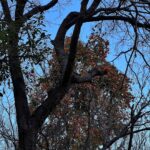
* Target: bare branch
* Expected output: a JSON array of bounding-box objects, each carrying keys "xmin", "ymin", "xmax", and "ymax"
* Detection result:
[{"xmin": 23, "ymin": 0, "xmax": 58, "ymax": 21}]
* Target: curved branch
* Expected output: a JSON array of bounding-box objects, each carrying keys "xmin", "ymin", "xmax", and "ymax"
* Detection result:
[
  {"xmin": 52, "ymin": 12, "xmax": 79, "ymax": 70},
  {"xmin": 23, "ymin": 0, "xmax": 58, "ymax": 21},
  {"xmin": 31, "ymin": 18, "xmax": 83, "ymax": 129},
  {"xmin": 84, "ymin": 15, "xmax": 150, "ymax": 29},
  {"xmin": 62, "ymin": 19, "xmax": 83, "ymax": 86}
]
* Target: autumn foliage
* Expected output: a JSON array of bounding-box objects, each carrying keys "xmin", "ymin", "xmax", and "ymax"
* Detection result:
[{"xmin": 26, "ymin": 34, "xmax": 134, "ymax": 149}]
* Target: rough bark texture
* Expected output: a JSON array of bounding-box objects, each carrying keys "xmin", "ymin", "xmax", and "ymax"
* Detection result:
[
  {"xmin": 18, "ymin": 130, "xmax": 37, "ymax": 150},
  {"xmin": 7, "ymin": 30, "xmax": 31, "ymax": 149}
]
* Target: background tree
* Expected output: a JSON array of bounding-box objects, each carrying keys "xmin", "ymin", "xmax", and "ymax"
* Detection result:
[{"xmin": 28, "ymin": 36, "xmax": 133, "ymax": 149}]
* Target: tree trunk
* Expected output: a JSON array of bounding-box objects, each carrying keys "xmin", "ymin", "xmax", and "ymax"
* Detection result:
[
  {"xmin": 7, "ymin": 26, "xmax": 35, "ymax": 150},
  {"xmin": 18, "ymin": 129, "xmax": 37, "ymax": 150}
]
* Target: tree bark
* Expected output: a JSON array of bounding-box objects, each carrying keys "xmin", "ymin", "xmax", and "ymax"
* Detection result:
[
  {"xmin": 7, "ymin": 25, "xmax": 34, "ymax": 150},
  {"xmin": 17, "ymin": 129, "xmax": 37, "ymax": 150}
]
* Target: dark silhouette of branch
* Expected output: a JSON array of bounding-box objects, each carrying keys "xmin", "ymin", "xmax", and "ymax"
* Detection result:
[
  {"xmin": 0, "ymin": 0, "xmax": 12, "ymax": 21},
  {"xmin": 71, "ymin": 68, "xmax": 107, "ymax": 83},
  {"xmin": 31, "ymin": 18, "xmax": 83, "ymax": 129},
  {"xmin": 23, "ymin": 0, "xmax": 58, "ymax": 21}
]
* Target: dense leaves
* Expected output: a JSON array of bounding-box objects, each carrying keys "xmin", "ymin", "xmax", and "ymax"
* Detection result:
[{"xmin": 28, "ymin": 35, "xmax": 134, "ymax": 149}]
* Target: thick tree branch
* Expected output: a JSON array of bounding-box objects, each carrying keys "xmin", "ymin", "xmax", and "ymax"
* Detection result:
[
  {"xmin": 71, "ymin": 68, "xmax": 107, "ymax": 83},
  {"xmin": 53, "ymin": 12, "xmax": 149, "ymax": 73},
  {"xmin": 52, "ymin": 12, "xmax": 79, "ymax": 70},
  {"xmin": 31, "ymin": 18, "xmax": 83, "ymax": 129},
  {"xmin": 7, "ymin": 35, "xmax": 30, "ymax": 148},
  {"xmin": 52, "ymin": 0, "xmax": 89, "ymax": 70},
  {"xmin": 87, "ymin": 0, "xmax": 101, "ymax": 15},
  {"xmin": 23, "ymin": 0, "xmax": 58, "ymax": 21},
  {"xmin": 84, "ymin": 15, "xmax": 150, "ymax": 29},
  {"xmin": 94, "ymin": 4, "xmax": 132, "ymax": 15},
  {"xmin": 62, "ymin": 19, "xmax": 83, "ymax": 86},
  {"xmin": 81, "ymin": 0, "xmax": 89, "ymax": 12},
  {"xmin": 52, "ymin": 0, "xmax": 101, "ymax": 71},
  {"xmin": 31, "ymin": 86, "xmax": 68, "ymax": 129},
  {"xmin": 31, "ymin": 0, "xmax": 110, "ymax": 129},
  {"xmin": 15, "ymin": 0, "xmax": 27, "ymax": 20},
  {"xmin": 0, "ymin": 0, "xmax": 12, "ymax": 21}
]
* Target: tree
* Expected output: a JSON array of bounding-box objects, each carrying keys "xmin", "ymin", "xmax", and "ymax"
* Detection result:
[
  {"xmin": 30, "ymin": 35, "xmax": 149, "ymax": 150},
  {"xmin": 30, "ymin": 36, "xmax": 133, "ymax": 149},
  {"xmin": 0, "ymin": 0, "xmax": 149, "ymax": 149}
]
